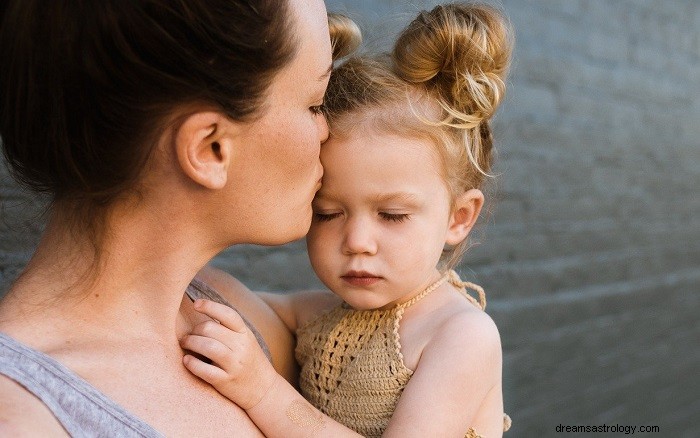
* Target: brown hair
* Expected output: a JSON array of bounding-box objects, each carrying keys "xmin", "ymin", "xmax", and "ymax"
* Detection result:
[
  {"xmin": 0, "ymin": 0, "xmax": 296, "ymax": 207},
  {"xmin": 324, "ymin": 2, "xmax": 513, "ymax": 268}
]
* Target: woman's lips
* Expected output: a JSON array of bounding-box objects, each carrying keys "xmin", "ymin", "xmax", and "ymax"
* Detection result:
[{"xmin": 341, "ymin": 271, "xmax": 382, "ymax": 287}]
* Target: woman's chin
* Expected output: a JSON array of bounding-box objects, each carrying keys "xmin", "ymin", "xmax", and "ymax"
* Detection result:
[{"xmin": 251, "ymin": 215, "xmax": 312, "ymax": 246}]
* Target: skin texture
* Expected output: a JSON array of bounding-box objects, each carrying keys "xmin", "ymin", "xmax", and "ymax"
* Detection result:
[
  {"xmin": 183, "ymin": 131, "xmax": 505, "ymax": 437},
  {"xmin": 0, "ymin": 0, "xmax": 331, "ymax": 436}
]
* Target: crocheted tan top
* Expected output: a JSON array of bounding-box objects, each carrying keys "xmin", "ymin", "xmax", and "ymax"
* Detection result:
[{"xmin": 295, "ymin": 270, "xmax": 511, "ymax": 438}]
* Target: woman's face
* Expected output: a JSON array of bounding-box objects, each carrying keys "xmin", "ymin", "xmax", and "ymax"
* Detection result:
[{"xmin": 225, "ymin": 0, "xmax": 332, "ymax": 245}]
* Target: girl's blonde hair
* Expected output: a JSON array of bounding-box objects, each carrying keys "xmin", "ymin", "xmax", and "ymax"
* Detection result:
[{"xmin": 324, "ymin": 2, "xmax": 513, "ymax": 268}]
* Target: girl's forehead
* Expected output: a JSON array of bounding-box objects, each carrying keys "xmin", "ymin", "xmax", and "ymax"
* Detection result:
[
  {"xmin": 319, "ymin": 132, "xmax": 447, "ymax": 194},
  {"xmin": 323, "ymin": 130, "xmax": 441, "ymax": 165}
]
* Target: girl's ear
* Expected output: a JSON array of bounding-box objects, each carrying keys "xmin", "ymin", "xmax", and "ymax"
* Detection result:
[
  {"xmin": 174, "ymin": 112, "xmax": 237, "ymax": 190},
  {"xmin": 445, "ymin": 189, "xmax": 484, "ymax": 245}
]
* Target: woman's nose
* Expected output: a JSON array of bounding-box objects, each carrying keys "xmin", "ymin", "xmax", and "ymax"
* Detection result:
[{"xmin": 342, "ymin": 218, "xmax": 377, "ymax": 255}]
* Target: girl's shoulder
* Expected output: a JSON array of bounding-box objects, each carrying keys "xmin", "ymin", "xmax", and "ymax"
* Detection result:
[
  {"xmin": 432, "ymin": 288, "xmax": 501, "ymax": 353},
  {"xmin": 436, "ymin": 301, "xmax": 500, "ymax": 351},
  {"xmin": 270, "ymin": 289, "xmax": 342, "ymax": 332},
  {"xmin": 400, "ymin": 287, "xmax": 501, "ymax": 371}
]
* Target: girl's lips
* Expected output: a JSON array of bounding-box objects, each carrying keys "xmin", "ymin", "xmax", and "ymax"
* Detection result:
[{"xmin": 341, "ymin": 272, "xmax": 382, "ymax": 287}]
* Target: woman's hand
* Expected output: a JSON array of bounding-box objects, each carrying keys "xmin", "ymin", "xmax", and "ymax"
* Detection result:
[{"xmin": 180, "ymin": 299, "xmax": 279, "ymax": 410}]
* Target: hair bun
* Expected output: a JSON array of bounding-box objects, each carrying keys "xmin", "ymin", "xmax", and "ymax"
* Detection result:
[
  {"xmin": 328, "ymin": 13, "xmax": 362, "ymax": 61},
  {"xmin": 392, "ymin": 3, "xmax": 512, "ymax": 127}
]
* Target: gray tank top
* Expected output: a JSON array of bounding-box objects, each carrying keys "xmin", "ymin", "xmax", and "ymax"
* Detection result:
[
  {"xmin": 0, "ymin": 280, "xmax": 271, "ymax": 437},
  {"xmin": 0, "ymin": 331, "xmax": 162, "ymax": 437}
]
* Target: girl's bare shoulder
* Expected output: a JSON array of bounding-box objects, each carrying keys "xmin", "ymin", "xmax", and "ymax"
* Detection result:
[{"xmin": 422, "ymin": 293, "xmax": 502, "ymax": 376}]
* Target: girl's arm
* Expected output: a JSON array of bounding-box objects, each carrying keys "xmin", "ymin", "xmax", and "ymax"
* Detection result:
[
  {"xmin": 180, "ymin": 299, "xmax": 361, "ymax": 438},
  {"xmin": 181, "ymin": 298, "xmax": 503, "ymax": 438},
  {"xmin": 384, "ymin": 309, "xmax": 504, "ymax": 438}
]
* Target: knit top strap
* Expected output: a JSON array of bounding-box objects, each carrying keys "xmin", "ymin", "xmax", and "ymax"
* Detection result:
[
  {"xmin": 395, "ymin": 272, "xmax": 449, "ymax": 310},
  {"xmin": 447, "ymin": 270, "xmax": 487, "ymax": 310}
]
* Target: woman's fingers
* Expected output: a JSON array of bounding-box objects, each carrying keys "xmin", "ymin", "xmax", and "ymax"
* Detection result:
[{"xmin": 193, "ymin": 299, "xmax": 248, "ymax": 333}]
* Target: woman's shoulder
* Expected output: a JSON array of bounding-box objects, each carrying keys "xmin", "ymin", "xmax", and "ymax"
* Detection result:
[
  {"xmin": 193, "ymin": 265, "xmax": 283, "ymax": 324},
  {"xmin": 193, "ymin": 265, "xmax": 298, "ymax": 382},
  {"xmin": 0, "ymin": 374, "xmax": 69, "ymax": 437},
  {"xmin": 194, "ymin": 265, "xmax": 253, "ymax": 299}
]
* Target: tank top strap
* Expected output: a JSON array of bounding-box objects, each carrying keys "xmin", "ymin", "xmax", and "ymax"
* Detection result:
[
  {"xmin": 186, "ymin": 278, "xmax": 272, "ymax": 361},
  {"xmin": 396, "ymin": 272, "xmax": 450, "ymax": 310},
  {"xmin": 447, "ymin": 270, "xmax": 487, "ymax": 310}
]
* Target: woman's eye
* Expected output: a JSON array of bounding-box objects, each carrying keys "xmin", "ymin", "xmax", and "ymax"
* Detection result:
[
  {"xmin": 314, "ymin": 212, "xmax": 341, "ymax": 222},
  {"xmin": 310, "ymin": 104, "xmax": 325, "ymax": 115},
  {"xmin": 379, "ymin": 212, "xmax": 410, "ymax": 223}
]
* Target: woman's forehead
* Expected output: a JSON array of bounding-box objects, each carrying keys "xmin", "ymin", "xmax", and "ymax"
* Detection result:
[{"xmin": 286, "ymin": 0, "xmax": 333, "ymax": 80}]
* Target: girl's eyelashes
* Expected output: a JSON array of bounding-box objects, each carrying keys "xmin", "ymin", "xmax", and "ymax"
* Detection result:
[
  {"xmin": 379, "ymin": 212, "xmax": 410, "ymax": 223},
  {"xmin": 314, "ymin": 212, "xmax": 341, "ymax": 222},
  {"xmin": 313, "ymin": 211, "xmax": 410, "ymax": 223}
]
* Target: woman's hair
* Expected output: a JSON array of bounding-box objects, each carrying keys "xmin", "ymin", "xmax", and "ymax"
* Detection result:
[
  {"xmin": 0, "ymin": 0, "xmax": 297, "ymax": 206},
  {"xmin": 324, "ymin": 2, "xmax": 513, "ymax": 269},
  {"xmin": 0, "ymin": 1, "xmax": 359, "ymax": 248}
]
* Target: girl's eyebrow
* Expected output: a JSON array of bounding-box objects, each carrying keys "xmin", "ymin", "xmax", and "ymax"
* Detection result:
[
  {"xmin": 314, "ymin": 191, "xmax": 421, "ymax": 205},
  {"xmin": 370, "ymin": 192, "xmax": 421, "ymax": 205}
]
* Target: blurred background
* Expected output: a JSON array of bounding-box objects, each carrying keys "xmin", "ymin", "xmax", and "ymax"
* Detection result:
[{"xmin": 1, "ymin": 1, "xmax": 698, "ymax": 436}]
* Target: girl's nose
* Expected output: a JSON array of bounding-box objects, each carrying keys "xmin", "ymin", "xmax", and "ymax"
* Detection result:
[{"xmin": 342, "ymin": 218, "xmax": 378, "ymax": 255}]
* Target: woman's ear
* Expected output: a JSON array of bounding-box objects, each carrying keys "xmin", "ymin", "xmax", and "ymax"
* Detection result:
[
  {"xmin": 445, "ymin": 189, "xmax": 484, "ymax": 245},
  {"xmin": 174, "ymin": 112, "xmax": 237, "ymax": 190}
]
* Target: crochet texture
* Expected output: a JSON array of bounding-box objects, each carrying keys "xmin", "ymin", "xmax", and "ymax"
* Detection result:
[{"xmin": 295, "ymin": 271, "xmax": 509, "ymax": 437}]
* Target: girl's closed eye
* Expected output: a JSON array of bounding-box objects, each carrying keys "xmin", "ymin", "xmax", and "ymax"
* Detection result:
[
  {"xmin": 379, "ymin": 212, "xmax": 410, "ymax": 223},
  {"xmin": 314, "ymin": 211, "xmax": 342, "ymax": 222}
]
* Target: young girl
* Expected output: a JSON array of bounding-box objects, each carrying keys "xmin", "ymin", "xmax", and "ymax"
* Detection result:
[{"xmin": 181, "ymin": 3, "xmax": 513, "ymax": 437}]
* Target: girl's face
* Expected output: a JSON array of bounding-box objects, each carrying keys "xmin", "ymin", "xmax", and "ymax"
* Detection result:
[
  {"xmin": 307, "ymin": 131, "xmax": 457, "ymax": 310},
  {"xmin": 226, "ymin": 0, "xmax": 332, "ymax": 245}
]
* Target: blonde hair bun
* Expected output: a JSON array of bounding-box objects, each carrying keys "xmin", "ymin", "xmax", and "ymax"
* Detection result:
[
  {"xmin": 392, "ymin": 2, "xmax": 513, "ymax": 127},
  {"xmin": 329, "ymin": 13, "xmax": 362, "ymax": 61}
]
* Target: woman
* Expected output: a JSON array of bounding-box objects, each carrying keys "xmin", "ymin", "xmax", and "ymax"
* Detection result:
[{"xmin": 0, "ymin": 0, "xmax": 353, "ymax": 435}]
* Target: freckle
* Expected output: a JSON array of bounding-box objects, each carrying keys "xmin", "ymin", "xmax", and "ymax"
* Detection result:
[{"xmin": 94, "ymin": 293, "xmax": 100, "ymax": 298}]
